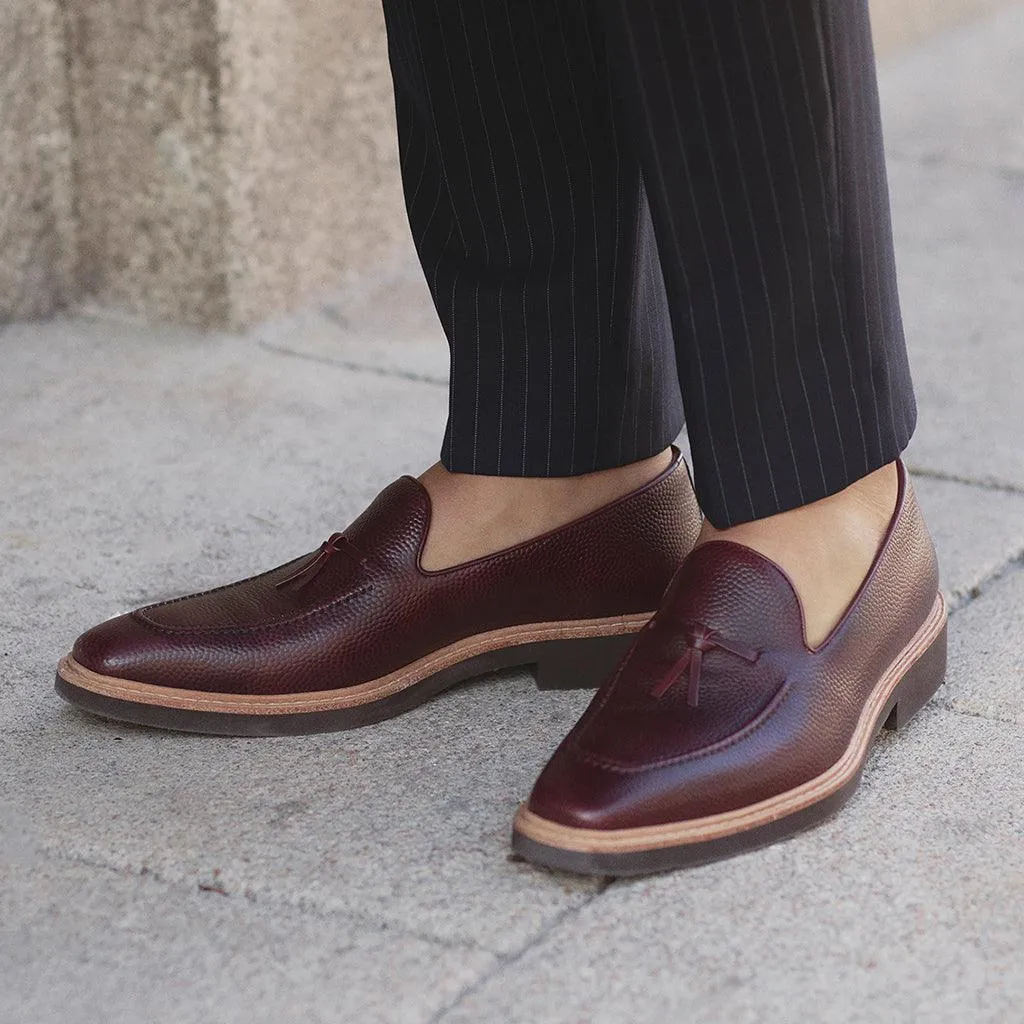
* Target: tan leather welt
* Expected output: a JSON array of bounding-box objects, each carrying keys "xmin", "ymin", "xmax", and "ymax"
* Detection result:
[
  {"xmin": 57, "ymin": 612, "xmax": 650, "ymax": 715},
  {"xmin": 514, "ymin": 593, "xmax": 947, "ymax": 854}
]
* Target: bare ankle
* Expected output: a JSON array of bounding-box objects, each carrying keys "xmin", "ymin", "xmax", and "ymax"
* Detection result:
[
  {"xmin": 418, "ymin": 448, "xmax": 674, "ymax": 570},
  {"xmin": 698, "ymin": 462, "xmax": 899, "ymax": 647}
]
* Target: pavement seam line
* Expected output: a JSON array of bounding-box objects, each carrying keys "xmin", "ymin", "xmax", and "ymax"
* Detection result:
[
  {"xmin": 935, "ymin": 553, "xmax": 1024, "ymax": 726},
  {"xmin": 932, "ymin": 698, "xmax": 1024, "ymax": 727},
  {"xmin": 887, "ymin": 148, "xmax": 1024, "ymax": 183},
  {"xmin": 944, "ymin": 549, "xmax": 1024, "ymax": 614},
  {"xmin": 27, "ymin": 843, "xmax": 494, "ymax": 957},
  {"xmin": 257, "ymin": 339, "xmax": 449, "ymax": 388},
  {"xmin": 906, "ymin": 463, "xmax": 1024, "ymax": 498},
  {"xmin": 418, "ymin": 548, "xmax": 1024, "ymax": 1018},
  {"xmin": 429, "ymin": 878, "xmax": 614, "ymax": 1023}
]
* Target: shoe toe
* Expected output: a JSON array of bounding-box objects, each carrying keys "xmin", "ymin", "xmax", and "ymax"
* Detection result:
[
  {"xmin": 71, "ymin": 613, "xmax": 164, "ymax": 682},
  {"xmin": 526, "ymin": 751, "xmax": 640, "ymax": 831}
]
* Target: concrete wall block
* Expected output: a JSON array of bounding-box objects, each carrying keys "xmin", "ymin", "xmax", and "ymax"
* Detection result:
[
  {"xmin": 871, "ymin": 0, "xmax": 1014, "ymax": 54},
  {"xmin": 0, "ymin": 0, "xmax": 75, "ymax": 320},
  {"xmin": 61, "ymin": 0, "xmax": 409, "ymax": 329},
  {"xmin": 218, "ymin": 0, "xmax": 408, "ymax": 328},
  {"xmin": 66, "ymin": 0, "xmax": 230, "ymax": 326},
  {"xmin": 0, "ymin": 0, "xmax": 1016, "ymax": 328}
]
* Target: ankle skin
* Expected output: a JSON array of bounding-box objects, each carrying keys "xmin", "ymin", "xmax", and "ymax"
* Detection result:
[
  {"xmin": 697, "ymin": 463, "xmax": 900, "ymax": 647},
  {"xmin": 418, "ymin": 449, "xmax": 674, "ymax": 571}
]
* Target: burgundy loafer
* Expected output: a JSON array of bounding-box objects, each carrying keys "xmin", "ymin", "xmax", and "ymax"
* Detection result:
[
  {"xmin": 55, "ymin": 450, "xmax": 700, "ymax": 735},
  {"xmin": 513, "ymin": 462, "xmax": 947, "ymax": 875}
]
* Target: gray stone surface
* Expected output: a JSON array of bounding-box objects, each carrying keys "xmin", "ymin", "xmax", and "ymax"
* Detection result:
[
  {"xmin": 56, "ymin": 0, "xmax": 411, "ymax": 328},
  {"xmin": 890, "ymin": 156, "xmax": 1024, "ymax": 490},
  {"xmin": 2, "ymin": 683, "xmax": 598, "ymax": 954},
  {"xmin": 943, "ymin": 566, "xmax": 1024, "ymax": 724},
  {"xmin": 881, "ymin": 3, "xmax": 1024, "ymax": 167},
  {"xmin": 67, "ymin": 0, "xmax": 230, "ymax": 326},
  {"xmin": 0, "ymin": 855, "xmax": 493, "ymax": 1024},
  {"xmin": 257, "ymin": 266, "xmax": 450, "ymax": 385},
  {"xmin": 3, "ymin": 7, "xmax": 1024, "ymax": 1022},
  {"xmin": 913, "ymin": 476, "xmax": 1024, "ymax": 608},
  {"xmin": 0, "ymin": 316, "xmax": 598, "ymax": 959},
  {"xmin": 217, "ymin": 0, "xmax": 410, "ymax": 328},
  {"xmin": 0, "ymin": 0, "xmax": 75, "ymax": 318},
  {"xmin": 444, "ymin": 709, "xmax": 1024, "ymax": 1024},
  {"xmin": 871, "ymin": 0, "xmax": 1020, "ymax": 56},
  {"xmin": 880, "ymin": 15, "xmax": 1024, "ymax": 491}
]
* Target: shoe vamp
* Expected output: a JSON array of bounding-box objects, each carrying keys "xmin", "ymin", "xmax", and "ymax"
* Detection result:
[
  {"xmin": 136, "ymin": 551, "xmax": 368, "ymax": 630},
  {"xmin": 571, "ymin": 653, "xmax": 789, "ymax": 768}
]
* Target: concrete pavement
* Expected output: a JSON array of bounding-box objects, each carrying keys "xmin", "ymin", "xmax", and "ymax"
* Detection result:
[{"xmin": 2, "ymin": 6, "xmax": 1024, "ymax": 1022}]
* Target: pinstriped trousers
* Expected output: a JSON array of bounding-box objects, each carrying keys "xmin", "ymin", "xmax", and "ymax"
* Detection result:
[{"xmin": 381, "ymin": 0, "xmax": 917, "ymax": 527}]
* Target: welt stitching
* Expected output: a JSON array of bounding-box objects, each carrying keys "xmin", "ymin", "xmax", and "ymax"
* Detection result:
[
  {"xmin": 421, "ymin": 470, "xmax": 675, "ymax": 577},
  {"xmin": 139, "ymin": 561, "xmax": 302, "ymax": 613},
  {"xmin": 566, "ymin": 619, "xmax": 655, "ymax": 747},
  {"xmin": 568, "ymin": 633, "xmax": 642, "ymax": 745},
  {"xmin": 569, "ymin": 679, "xmax": 793, "ymax": 774},
  {"xmin": 134, "ymin": 583, "xmax": 374, "ymax": 635}
]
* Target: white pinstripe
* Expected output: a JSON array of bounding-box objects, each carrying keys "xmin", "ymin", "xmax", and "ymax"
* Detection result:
[
  {"xmin": 449, "ymin": 264, "xmax": 459, "ymax": 465},
  {"xmin": 501, "ymin": 3, "xmax": 559, "ymax": 476},
  {"xmin": 824, "ymin": 0, "xmax": 885, "ymax": 458},
  {"xmin": 402, "ymin": 6, "xmax": 461, "ymax": 464},
  {"xmin": 555, "ymin": 0, "xmax": 605, "ymax": 473},
  {"xmin": 617, "ymin": 196, "xmax": 640, "ymax": 465},
  {"xmin": 633, "ymin": 236, "xmax": 645, "ymax": 463},
  {"xmin": 749, "ymin": 0, "xmax": 850, "ymax": 487},
  {"xmin": 434, "ymin": 223, "xmax": 456, "ymax": 463},
  {"xmin": 527, "ymin": 1, "xmax": 582, "ymax": 475},
  {"xmin": 630, "ymin": 0, "xmax": 730, "ymax": 515},
  {"xmin": 644, "ymin": 274, "xmax": 654, "ymax": 462},
  {"xmin": 406, "ymin": 10, "xmax": 466, "ymax": 256},
  {"xmin": 429, "ymin": 0, "xmax": 490, "ymax": 471},
  {"xmin": 403, "ymin": 88, "xmax": 431, "ymax": 215},
  {"xmin": 455, "ymin": 2, "xmax": 514, "ymax": 472},
  {"xmin": 389, "ymin": 6, "xmax": 438, "ymax": 243},
  {"xmin": 700, "ymin": 0, "xmax": 782, "ymax": 510},
  {"xmin": 661, "ymin": 1, "xmax": 757, "ymax": 515},
  {"xmin": 574, "ymin": 0, "xmax": 607, "ymax": 472},
  {"xmin": 647, "ymin": 269, "xmax": 656, "ymax": 460},
  {"xmin": 418, "ymin": 178, "xmax": 445, "ymax": 263},
  {"xmin": 782, "ymin": 0, "xmax": 871, "ymax": 473},
  {"xmin": 496, "ymin": 279, "xmax": 506, "ymax": 473},
  {"xmin": 848, "ymin": 5, "xmax": 902, "ymax": 449},
  {"xmin": 725, "ymin": 0, "xmax": 806, "ymax": 504},
  {"xmin": 479, "ymin": 1, "xmax": 535, "ymax": 475},
  {"xmin": 472, "ymin": 284, "xmax": 481, "ymax": 471},
  {"xmin": 602, "ymin": 37, "xmax": 624, "ymax": 473}
]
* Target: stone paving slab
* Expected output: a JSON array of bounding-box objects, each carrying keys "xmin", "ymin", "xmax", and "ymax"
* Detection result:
[
  {"xmin": 0, "ymin": 315, "xmax": 443, "ymax": 735},
  {"xmin": 879, "ymin": 6, "xmax": 1024, "ymax": 491},
  {"xmin": 0, "ymin": 854, "xmax": 492, "ymax": 1024},
  {"xmin": 943, "ymin": 566, "xmax": 1024, "ymax": 725},
  {"xmin": 890, "ymin": 155, "xmax": 1024, "ymax": 490},
  {"xmin": 912, "ymin": 476, "xmax": 1024, "ymax": 607},
  {"xmin": 0, "ymin": 317, "xmax": 603, "ymax": 957},
  {"xmin": 3, "ymin": 7, "xmax": 1024, "ymax": 1020},
  {"xmin": 880, "ymin": 3, "xmax": 1024, "ymax": 171},
  {"xmin": 443, "ymin": 708, "xmax": 1024, "ymax": 1024},
  {"xmin": 257, "ymin": 268, "xmax": 450, "ymax": 385},
  {"xmin": 1, "ymin": 677, "xmax": 599, "ymax": 957}
]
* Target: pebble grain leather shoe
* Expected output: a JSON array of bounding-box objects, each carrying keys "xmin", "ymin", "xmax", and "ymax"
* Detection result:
[
  {"xmin": 55, "ymin": 448, "xmax": 700, "ymax": 735},
  {"xmin": 513, "ymin": 461, "xmax": 946, "ymax": 875}
]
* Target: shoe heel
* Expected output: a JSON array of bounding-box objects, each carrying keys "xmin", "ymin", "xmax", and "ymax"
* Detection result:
[
  {"xmin": 883, "ymin": 621, "xmax": 947, "ymax": 732},
  {"xmin": 533, "ymin": 631, "xmax": 639, "ymax": 691}
]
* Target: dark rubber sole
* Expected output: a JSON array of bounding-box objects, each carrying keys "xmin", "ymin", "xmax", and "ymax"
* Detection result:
[
  {"xmin": 512, "ymin": 617, "xmax": 948, "ymax": 877},
  {"xmin": 54, "ymin": 629, "xmax": 636, "ymax": 737}
]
